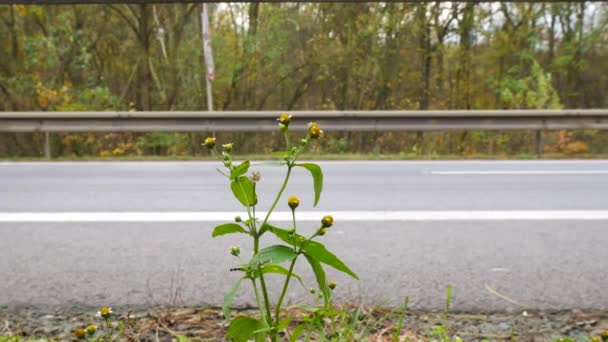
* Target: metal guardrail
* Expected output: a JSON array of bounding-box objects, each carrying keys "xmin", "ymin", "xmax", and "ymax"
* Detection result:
[
  {"xmin": 2, "ymin": 109, "xmax": 608, "ymax": 132},
  {"xmin": 1, "ymin": 109, "xmax": 607, "ymax": 158}
]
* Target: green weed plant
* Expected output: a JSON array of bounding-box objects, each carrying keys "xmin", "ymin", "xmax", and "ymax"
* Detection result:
[{"xmin": 206, "ymin": 114, "xmax": 359, "ymax": 342}]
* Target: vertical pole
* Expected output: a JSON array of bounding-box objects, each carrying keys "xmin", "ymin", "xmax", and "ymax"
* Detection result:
[
  {"xmin": 206, "ymin": 76, "xmax": 213, "ymax": 112},
  {"xmin": 535, "ymin": 130, "xmax": 543, "ymax": 159},
  {"xmin": 201, "ymin": 3, "xmax": 214, "ymax": 112},
  {"xmin": 44, "ymin": 131, "xmax": 51, "ymax": 160}
]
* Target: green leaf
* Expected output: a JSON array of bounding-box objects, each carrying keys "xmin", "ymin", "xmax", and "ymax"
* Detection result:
[
  {"xmin": 212, "ymin": 223, "xmax": 248, "ymax": 238},
  {"xmin": 250, "ymin": 245, "xmax": 296, "ymax": 268},
  {"xmin": 227, "ymin": 316, "xmax": 264, "ymax": 342},
  {"xmin": 302, "ymin": 241, "xmax": 359, "ymax": 280},
  {"xmin": 290, "ymin": 324, "xmax": 306, "ymax": 342},
  {"xmin": 262, "ymin": 223, "xmax": 306, "ymax": 245},
  {"xmin": 223, "ymin": 278, "xmax": 243, "ymax": 321},
  {"xmin": 265, "ymin": 224, "xmax": 358, "ymax": 280},
  {"xmin": 230, "ymin": 161, "xmax": 250, "ymax": 180},
  {"xmin": 295, "ymin": 163, "xmax": 323, "ymax": 206},
  {"xmin": 304, "ymin": 253, "xmax": 330, "ymax": 306},
  {"xmin": 277, "ymin": 316, "xmax": 292, "ymax": 331},
  {"xmin": 259, "ymin": 265, "xmax": 305, "ymax": 288},
  {"xmin": 231, "ymin": 176, "xmax": 257, "ymax": 207}
]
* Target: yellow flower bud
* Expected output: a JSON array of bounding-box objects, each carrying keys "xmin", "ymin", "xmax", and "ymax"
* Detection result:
[
  {"xmin": 278, "ymin": 113, "xmax": 292, "ymax": 126},
  {"xmin": 222, "ymin": 143, "xmax": 233, "ymax": 153},
  {"xmin": 328, "ymin": 280, "xmax": 337, "ymax": 290},
  {"xmin": 234, "ymin": 216, "xmax": 242, "ymax": 223},
  {"xmin": 288, "ymin": 196, "xmax": 300, "ymax": 210},
  {"xmin": 74, "ymin": 329, "xmax": 86, "ymax": 339},
  {"xmin": 203, "ymin": 137, "xmax": 216, "ymax": 149},
  {"xmin": 321, "ymin": 215, "xmax": 334, "ymax": 228},
  {"xmin": 308, "ymin": 122, "xmax": 323, "ymax": 139},
  {"xmin": 230, "ymin": 246, "xmax": 240, "ymax": 257},
  {"xmin": 86, "ymin": 324, "xmax": 96, "ymax": 335}
]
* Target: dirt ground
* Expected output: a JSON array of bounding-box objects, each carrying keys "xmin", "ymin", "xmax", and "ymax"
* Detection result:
[{"xmin": 1, "ymin": 305, "xmax": 607, "ymax": 341}]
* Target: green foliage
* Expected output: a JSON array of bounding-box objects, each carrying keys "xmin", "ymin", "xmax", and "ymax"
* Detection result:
[
  {"xmin": 226, "ymin": 316, "xmax": 266, "ymax": 342},
  {"xmin": 230, "ymin": 161, "xmax": 251, "ymax": 180},
  {"xmin": 209, "ymin": 115, "xmax": 357, "ymax": 341},
  {"xmin": 230, "ymin": 176, "xmax": 257, "ymax": 207},
  {"xmin": 250, "ymin": 245, "xmax": 297, "ymax": 268},
  {"xmin": 212, "ymin": 223, "xmax": 248, "ymax": 237},
  {"xmin": 2, "ymin": 3, "xmax": 608, "ymax": 158},
  {"xmin": 295, "ymin": 163, "xmax": 323, "ymax": 206},
  {"xmin": 223, "ymin": 278, "xmax": 243, "ymax": 321}
]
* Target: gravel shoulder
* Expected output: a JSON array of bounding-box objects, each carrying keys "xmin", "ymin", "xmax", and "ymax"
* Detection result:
[{"xmin": 1, "ymin": 305, "xmax": 607, "ymax": 341}]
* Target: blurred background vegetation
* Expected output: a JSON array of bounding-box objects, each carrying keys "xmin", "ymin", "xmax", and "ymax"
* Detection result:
[{"xmin": 1, "ymin": 2, "xmax": 607, "ymax": 158}]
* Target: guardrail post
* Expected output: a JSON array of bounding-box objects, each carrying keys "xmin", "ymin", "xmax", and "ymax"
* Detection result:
[
  {"xmin": 44, "ymin": 132, "xmax": 51, "ymax": 159},
  {"xmin": 535, "ymin": 130, "xmax": 543, "ymax": 159}
]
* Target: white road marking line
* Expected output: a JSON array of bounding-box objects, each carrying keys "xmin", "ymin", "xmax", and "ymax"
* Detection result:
[
  {"xmin": 431, "ymin": 170, "xmax": 608, "ymax": 175},
  {"xmin": 1, "ymin": 210, "xmax": 608, "ymax": 222}
]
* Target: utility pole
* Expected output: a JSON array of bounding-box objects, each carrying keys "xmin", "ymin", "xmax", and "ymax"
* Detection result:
[{"xmin": 201, "ymin": 3, "xmax": 214, "ymax": 111}]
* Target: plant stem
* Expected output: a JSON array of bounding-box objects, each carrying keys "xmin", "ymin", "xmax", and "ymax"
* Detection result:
[
  {"xmin": 251, "ymin": 279, "xmax": 267, "ymax": 325},
  {"xmin": 274, "ymin": 256, "xmax": 298, "ymax": 327},
  {"xmin": 261, "ymin": 165, "xmax": 292, "ymax": 229},
  {"xmin": 258, "ymin": 267, "xmax": 274, "ymax": 335},
  {"xmin": 291, "ymin": 209, "xmax": 297, "ymax": 251}
]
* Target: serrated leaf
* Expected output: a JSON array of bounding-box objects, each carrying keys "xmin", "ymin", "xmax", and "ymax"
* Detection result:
[
  {"xmin": 223, "ymin": 278, "xmax": 243, "ymax": 321},
  {"xmin": 261, "ymin": 223, "xmax": 306, "ymax": 245},
  {"xmin": 304, "ymin": 253, "xmax": 330, "ymax": 306},
  {"xmin": 295, "ymin": 163, "xmax": 323, "ymax": 206},
  {"xmin": 230, "ymin": 161, "xmax": 250, "ymax": 180},
  {"xmin": 231, "ymin": 176, "xmax": 257, "ymax": 207},
  {"xmin": 226, "ymin": 316, "xmax": 264, "ymax": 342},
  {"xmin": 212, "ymin": 223, "xmax": 248, "ymax": 237},
  {"xmin": 265, "ymin": 224, "xmax": 358, "ymax": 280},
  {"xmin": 302, "ymin": 241, "xmax": 358, "ymax": 280},
  {"xmin": 258, "ymin": 265, "xmax": 305, "ymax": 288},
  {"xmin": 250, "ymin": 245, "xmax": 296, "ymax": 268}
]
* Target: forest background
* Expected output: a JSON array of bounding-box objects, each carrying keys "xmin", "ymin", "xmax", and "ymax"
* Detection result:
[{"xmin": 1, "ymin": 2, "xmax": 607, "ymax": 159}]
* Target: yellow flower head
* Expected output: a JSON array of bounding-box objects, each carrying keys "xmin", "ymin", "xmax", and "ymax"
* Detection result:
[
  {"xmin": 278, "ymin": 113, "xmax": 292, "ymax": 126},
  {"xmin": 98, "ymin": 306, "xmax": 112, "ymax": 319},
  {"xmin": 288, "ymin": 196, "xmax": 300, "ymax": 210},
  {"xmin": 321, "ymin": 215, "xmax": 334, "ymax": 228},
  {"xmin": 74, "ymin": 329, "xmax": 86, "ymax": 339},
  {"xmin": 86, "ymin": 324, "xmax": 96, "ymax": 335},
  {"xmin": 203, "ymin": 137, "xmax": 216, "ymax": 149},
  {"xmin": 308, "ymin": 122, "xmax": 323, "ymax": 139},
  {"xmin": 328, "ymin": 280, "xmax": 337, "ymax": 290}
]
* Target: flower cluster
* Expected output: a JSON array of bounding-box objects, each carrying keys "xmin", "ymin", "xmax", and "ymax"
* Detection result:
[{"xmin": 74, "ymin": 307, "xmax": 112, "ymax": 340}]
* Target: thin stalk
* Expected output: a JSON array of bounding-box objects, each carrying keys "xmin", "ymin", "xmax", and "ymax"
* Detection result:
[
  {"xmin": 274, "ymin": 256, "xmax": 298, "ymax": 327},
  {"xmin": 291, "ymin": 209, "xmax": 297, "ymax": 251},
  {"xmin": 261, "ymin": 165, "xmax": 292, "ymax": 229},
  {"xmin": 258, "ymin": 266, "xmax": 274, "ymax": 333},
  {"xmin": 251, "ymin": 279, "xmax": 267, "ymax": 325}
]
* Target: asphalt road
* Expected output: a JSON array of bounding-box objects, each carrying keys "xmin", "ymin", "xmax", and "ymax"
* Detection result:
[{"xmin": 1, "ymin": 160, "xmax": 607, "ymax": 311}]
